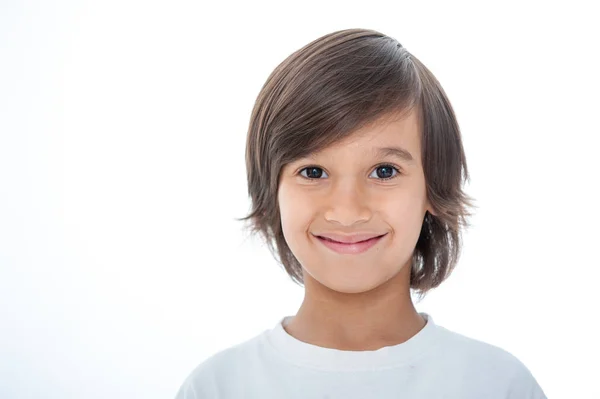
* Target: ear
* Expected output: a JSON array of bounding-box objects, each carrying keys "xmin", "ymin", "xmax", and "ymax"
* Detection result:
[{"xmin": 425, "ymin": 201, "xmax": 438, "ymax": 217}]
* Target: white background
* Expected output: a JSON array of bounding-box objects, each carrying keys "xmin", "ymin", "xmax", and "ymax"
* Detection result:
[{"xmin": 1, "ymin": 1, "xmax": 598, "ymax": 398}]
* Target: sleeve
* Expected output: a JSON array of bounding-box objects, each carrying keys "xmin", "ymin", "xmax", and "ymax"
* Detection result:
[
  {"xmin": 174, "ymin": 380, "xmax": 197, "ymax": 399},
  {"xmin": 173, "ymin": 359, "xmax": 220, "ymax": 399},
  {"xmin": 175, "ymin": 375, "xmax": 218, "ymax": 399},
  {"xmin": 506, "ymin": 360, "xmax": 547, "ymax": 399}
]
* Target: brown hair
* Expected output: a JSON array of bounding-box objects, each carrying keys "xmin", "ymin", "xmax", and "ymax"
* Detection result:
[{"xmin": 235, "ymin": 28, "xmax": 477, "ymax": 301}]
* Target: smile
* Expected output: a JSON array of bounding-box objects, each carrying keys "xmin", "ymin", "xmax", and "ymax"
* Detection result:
[{"xmin": 316, "ymin": 233, "xmax": 387, "ymax": 255}]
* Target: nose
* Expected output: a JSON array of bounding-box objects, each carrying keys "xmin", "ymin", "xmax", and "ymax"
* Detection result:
[{"xmin": 323, "ymin": 180, "xmax": 372, "ymax": 226}]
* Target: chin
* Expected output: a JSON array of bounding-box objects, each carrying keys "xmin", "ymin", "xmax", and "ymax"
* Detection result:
[{"xmin": 307, "ymin": 268, "xmax": 389, "ymax": 294}]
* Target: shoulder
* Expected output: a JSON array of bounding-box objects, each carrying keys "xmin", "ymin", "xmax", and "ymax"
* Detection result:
[
  {"xmin": 437, "ymin": 325, "xmax": 524, "ymax": 364},
  {"xmin": 174, "ymin": 332, "xmax": 266, "ymax": 399},
  {"xmin": 434, "ymin": 325, "xmax": 547, "ymax": 397}
]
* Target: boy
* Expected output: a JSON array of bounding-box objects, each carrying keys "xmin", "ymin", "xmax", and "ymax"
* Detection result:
[{"xmin": 175, "ymin": 28, "xmax": 547, "ymax": 398}]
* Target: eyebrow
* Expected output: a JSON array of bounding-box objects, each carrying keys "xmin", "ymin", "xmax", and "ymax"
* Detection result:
[
  {"xmin": 304, "ymin": 145, "xmax": 415, "ymax": 164},
  {"xmin": 373, "ymin": 146, "xmax": 415, "ymax": 164}
]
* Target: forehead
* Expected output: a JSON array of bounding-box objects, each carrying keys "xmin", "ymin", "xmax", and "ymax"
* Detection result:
[{"xmin": 307, "ymin": 108, "xmax": 422, "ymax": 162}]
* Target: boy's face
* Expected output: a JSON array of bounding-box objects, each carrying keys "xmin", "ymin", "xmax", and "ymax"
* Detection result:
[{"xmin": 277, "ymin": 108, "xmax": 434, "ymax": 294}]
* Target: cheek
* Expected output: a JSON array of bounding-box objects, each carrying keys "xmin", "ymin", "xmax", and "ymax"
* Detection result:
[
  {"xmin": 379, "ymin": 194, "xmax": 426, "ymax": 236},
  {"xmin": 278, "ymin": 184, "xmax": 294, "ymax": 220},
  {"xmin": 378, "ymin": 191, "xmax": 419, "ymax": 213},
  {"xmin": 278, "ymin": 183, "xmax": 311, "ymax": 234}
]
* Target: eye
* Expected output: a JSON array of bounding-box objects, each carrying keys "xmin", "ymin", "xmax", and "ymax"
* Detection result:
[
  {"xmin": 369, "ymin": 164, "xmax": 400, "ymax": 181},
  {"xmin": 300, "ymin": 166, "xmax": 329, "ymax": 179},
  {"xmin": 298, "ymin": 164, "xmax": 401, "ymax": 181}
]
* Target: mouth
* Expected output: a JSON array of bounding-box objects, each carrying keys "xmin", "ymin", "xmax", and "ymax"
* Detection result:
[
  {"xmin": 317, "ymin": 234, "xmax": 386, "ymax": 244},
  {"xmin": 315, "ymin": 233, "xmax": 387, "ymax": 255}
]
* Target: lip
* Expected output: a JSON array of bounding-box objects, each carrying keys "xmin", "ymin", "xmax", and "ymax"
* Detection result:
[
  {"xmin": 315, "ymin": 233, "xmax": 387, "ymax": 255},
  {"xmin": 315, "ymin": 232, "xmax": 386, "ymax": 244}
]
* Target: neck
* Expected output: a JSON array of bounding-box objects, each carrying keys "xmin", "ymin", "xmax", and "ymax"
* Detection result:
[{"xmin": 283, "ymin": 267, "xmax": 426, "ymax": 351}]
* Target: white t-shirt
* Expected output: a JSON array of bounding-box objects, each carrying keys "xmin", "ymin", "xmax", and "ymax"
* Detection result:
[{"xmin": 175, "ymin": 312, "xmax": 547, "ymax": 398}]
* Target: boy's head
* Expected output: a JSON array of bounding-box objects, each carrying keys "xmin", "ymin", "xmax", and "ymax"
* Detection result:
[{"xmin": 238, "ymin": 28, "xmax": 476, "ymax": 300}]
